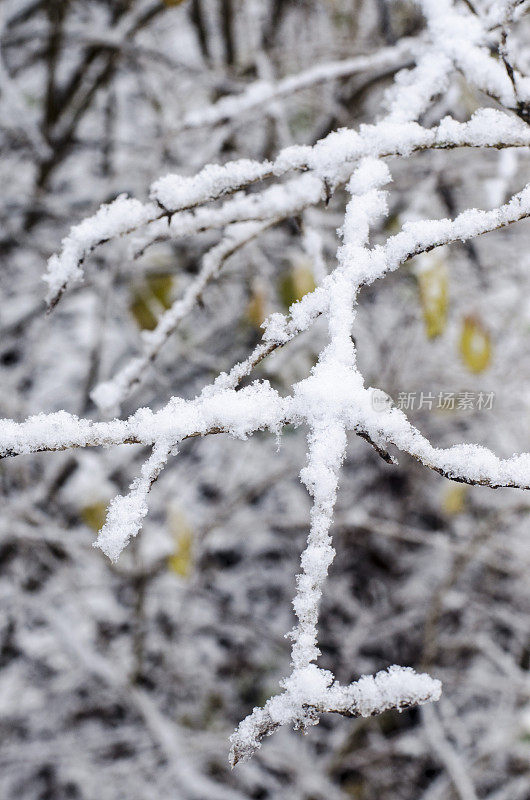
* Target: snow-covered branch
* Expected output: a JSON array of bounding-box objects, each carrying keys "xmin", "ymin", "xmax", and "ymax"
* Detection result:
[
  {"xmin": 180, "ymin": 38, "xmax": 416, "ymax": 131},
  {"xmin": 230, "ymin": 665, "xmax": 442, "ymax": 766},
  {"xmin": 4, "ymin": 0, "xmax": 530, "ymax": 771},
  {"xmin": 43, "ymin": 109, "xmax": 530, "ymax": 309},
  {"xmin": 91, "ymin": 220, "xmax": 277, "ymax": 413}
]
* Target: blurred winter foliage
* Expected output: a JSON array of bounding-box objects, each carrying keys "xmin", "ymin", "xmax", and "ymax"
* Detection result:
[{"xmin": 1, "ymin": 1, "xmax": 530, "ymax": 798}]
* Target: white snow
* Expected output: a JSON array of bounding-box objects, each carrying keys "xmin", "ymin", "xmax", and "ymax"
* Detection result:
[{"xmin": 9, "ymin": 0, "xmax": 530, "ymax": 765}]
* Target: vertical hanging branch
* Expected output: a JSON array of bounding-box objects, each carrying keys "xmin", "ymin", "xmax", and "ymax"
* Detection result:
[
  {"xmin": 230, "ymin": 161, "xmax": 442, "ymax": 765},
  {"xmin": 290, "ymin": 421, "xmax": 347, "ymax": 674}
]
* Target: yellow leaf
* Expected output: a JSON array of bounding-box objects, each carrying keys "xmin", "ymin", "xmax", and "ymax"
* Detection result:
[
  {"xmin": 147, "ymin": 273, "xmax": 173, "ymax": 310},
  {"xmin": 442, "ymin": 484, "xmax": 467, "ymax": 515},
  {"xmin": 279, "ymin": 264, "xmax": 316, "ymax": 310},
  {"xmin": 130, "ymin": 273, "xmax": 174, "ymax": 330},
  {"xmin": 81, "ymin": 501, "xmax": 108, "ymax": 532},
  {"xmin": 167, "ymin": 508, "xmax": 193, "ymax": 578},
  {"xmin": 130, "ymin": 292, "xmax": 158, "ymax": 331},
  {"xmin": 459, "ymin": 315, "xmax": 492, "ymax": 373},
  {"xmin": 416, "ymin": 258, "xmax": 448, "ymax": 339}
]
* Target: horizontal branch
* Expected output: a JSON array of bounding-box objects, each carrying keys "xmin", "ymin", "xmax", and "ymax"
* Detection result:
[
  {"xmin": 7, "ymin": 182, "xmax": 530, "ymax": 504},
  {"xmin": 355, "ymin": 388, "xmax": 530, "ymax": 490},
  {"xmin": 180, "ymin": 38, "xmax": 416, "ymax": 130},
  {"xmin": 0, "ymin": 382, "xmax": 286, "ymax": 460},
  {"xmin": 230, "ymin": 665, "xmax": 441, "ymax": 766},
  {"xmin": 44, "ymin": 109, "xmax": 530, "ymax": 308}
]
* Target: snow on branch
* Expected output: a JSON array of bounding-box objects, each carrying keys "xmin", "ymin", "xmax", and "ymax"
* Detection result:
[
  {"xmin": 220, "ymin": 176, "xmax": 530, "ymax": 373},
  {"xmin": 43, "ymin": 110, "xmax": 530, "ymax": 309},
  {"xmin": 421, "ymin": 0, "xmax": 530, "ymax": 111},
  {"xmin": 6, "ymin": 182, "xmax": 530, "ymax": 551},
  {"xmin": 0, "ymin": 382, "xmax": 287, "ymax": 464},
  {"xmin": 229, "ymin": 665, "xmax": 442, "ymax": 766},
  {"xmin": 95, "ymin": 441, "xmax": 172, "ymax": 562},
  {"xmin": 91, "ymin": 220, "xmax": 278, "ymax": 414},
  {"xmin": 180, "ymin": 38, "xmax": 416, "ymax": 131},
  {"xmin": 140, "ymin": 173, "xmax": 324, "ymax": 254},
  {"xmin": 8, "ymin": 0, "xmax": 530, "ymax": 764},
  {"xmin": 44, "ymin": 195, "xmax": 157, "ymax": 309}
]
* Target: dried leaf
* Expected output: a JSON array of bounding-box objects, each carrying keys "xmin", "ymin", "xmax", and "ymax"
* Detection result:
[
  {"xmin": 416, "ymin": 257, "xmax": 448, "ymax": 339},
  {"xmin": 130, "ymin": 273, "xmax": 174, "ymax": 330},
  {"xmin": 442, "ymin": 484, "xmax": 467, "ymax": 515},
  {"xmin": 147, "ymin": 273, "xmax": 173, "ymax": 310},
  {"xmin": 81, "ymin": 501, "xmax": 109, "ymax": 532},
  {"xmin": 167, "ymin": 507, "xmax": 193, "ymax": 578},
  {"xmin": 130, "ymin": 293, "xmax": 158, "ymax": 331},
  {"xmin": 459, "ymin": 315, "xmax": 492, "ymax": 373}
]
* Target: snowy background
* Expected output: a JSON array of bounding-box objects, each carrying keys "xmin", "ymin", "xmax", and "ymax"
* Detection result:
[{"xmin": 1, "ymin": 1, "xmax": 530, "ymax": 798}]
